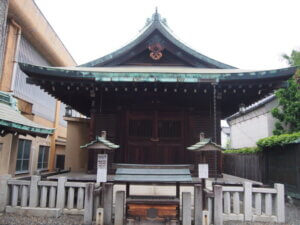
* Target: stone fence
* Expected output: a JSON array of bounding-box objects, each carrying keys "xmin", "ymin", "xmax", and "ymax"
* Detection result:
[
  {"xmin": 0, "ymin": 175, "xmax": 95, "ymax": 224},
  {"xmin": 205, "ymin": 182, "xmax": 285, "ymax": 225},
  {"xmin": 0, "ymin": 175, "xmax": 285, "ymax": 225}
]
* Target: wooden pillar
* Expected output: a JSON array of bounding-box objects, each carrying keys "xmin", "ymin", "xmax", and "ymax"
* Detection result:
[
  {"xmin": 49, "ymin": 100, "xmax": 61, "ymax": 171},
  {"xmin": 88, "ymin": 108, "xmax": 96, "ymax": 172},
  {"xmin": 89, "ymin": 108, "xmax": 96, "ymax": 141}
]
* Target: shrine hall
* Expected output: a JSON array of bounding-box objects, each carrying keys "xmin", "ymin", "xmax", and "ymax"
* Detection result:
[{"xmin": 19, "ymin": 10, "xmax": 296, "ymax": 177}]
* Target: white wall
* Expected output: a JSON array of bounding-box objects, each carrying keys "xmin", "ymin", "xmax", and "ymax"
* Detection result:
[{"xmin": 228, "ymin": 99, "xmax": 278, "ymax": 148}]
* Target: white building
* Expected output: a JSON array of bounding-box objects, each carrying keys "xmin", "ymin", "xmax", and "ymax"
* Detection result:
[
  {"xmin": 221, "ymin": 121, "xmax": 230, "ymax": 149},
  {"xmin": 226, "ymin": 95, "xmax": 278, "ymax": 149}
]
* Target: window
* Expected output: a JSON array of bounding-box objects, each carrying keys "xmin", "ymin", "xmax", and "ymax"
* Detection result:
[
  {"xmin": 16, "ymin": 139, "xmax": 31, "ymax": 173},
  {"xmin": 38, "ymin": 146, "xmax": 49, "ymax": 170},
  {"xmin": 158, "ymin": 120, "xmax": 182, "ymax": 138},
  {"xmin": 129, "ymin": 119, "xmax": 153, "ymax": 137}
]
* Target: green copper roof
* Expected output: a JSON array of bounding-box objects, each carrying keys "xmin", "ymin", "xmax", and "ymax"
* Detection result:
[
  {"xmin": 80, "ymin": 10, "xmax": 235, "ymax": 69},
  {"xmin": 187, "ymin": 138, "xmax": 223, "ymax": 151},
  {"xmin": 0, "ymin": 92, "xmax": 54, "ymax": 137},
  {"xmin": 80, "ymin": 136, "xmax": 120, "ymax": 149},
  {"xmin": 19, "ymin": 63, "xmax": 297, "ymax": 83}
]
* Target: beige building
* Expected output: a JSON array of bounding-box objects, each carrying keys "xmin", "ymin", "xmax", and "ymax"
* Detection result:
[{"xmin": 0, "ymin": 0, "xmax": 76, "ymax": 177}]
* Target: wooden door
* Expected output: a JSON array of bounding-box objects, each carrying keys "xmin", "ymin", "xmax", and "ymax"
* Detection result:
[{"xmin": 126, "ymin": 111, "xmax": 184, "ymax": 164}]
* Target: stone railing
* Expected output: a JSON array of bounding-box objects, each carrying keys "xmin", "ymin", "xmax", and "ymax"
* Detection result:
[
  {"xmin": 205, "ymin": 182, "xmax": 285, "ymax": 225},
  {"xmin": 0, "ymin": 175, "xmax": 95, "ymax": 224},
  {"xmin": 0, "ymin": 175, "xmax": 285, "ymax": 225}
]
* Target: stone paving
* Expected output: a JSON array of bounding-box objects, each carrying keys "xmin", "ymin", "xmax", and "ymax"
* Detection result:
[
  {"xmin": 0, "ymin": 201, "xmax": 299, "ymax": 225},
  {"xmin": 0, "ymin": 174, "xmax": 299, "ymax": 225}
]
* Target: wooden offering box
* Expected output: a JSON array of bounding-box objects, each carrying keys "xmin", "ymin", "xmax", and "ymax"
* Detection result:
[
  {"xmin": 113, "ymin": 164, "xmax": 194, "ymax": 221},
  {"xmin": 127, "ymin": 196, "xmax": 179, "ymax": 220}
]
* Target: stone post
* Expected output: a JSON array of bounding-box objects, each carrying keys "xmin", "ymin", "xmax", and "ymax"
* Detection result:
[
  {"xmin": 56, "ymin": 177, "xmax": 67, "ymax": 209},
  {"xmin": 182, "ymin": 192, "xmax": 191, "ymax": 225},
  {"xmin": 275, "ymin": 183, "xmax": 285, "ymax": 223},
  {"xmin": 103, "ymin": 183, "xmax": 113, "ymax": 225},
  {"xmin": 29, "ymin": 175, "xmax": 41, "ymax": 207},
  {"xmin": 194, "ymin": 184, "xmax": 203, "ymax": 225},
  {"xmin": 213, "ymin": 185, "xmax": 223, "ymax": 225},
  {"xmin": 243, "ymin": 182, "xmax": 252, "ymax": 221},
  {"xmin": 84, "ymin": 183, "xmax": 95, "ymax": 225},
  {"xmin": 0, "ymin": 175, "xmax": 11, "ymax": 212},
  {"xmin": 114, "ymin": 191, "xmax": 125, "ymax": 225}
]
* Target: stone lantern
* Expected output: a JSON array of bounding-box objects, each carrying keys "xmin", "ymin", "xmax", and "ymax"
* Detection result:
[
  {"xmin": 187, "ymin": 132, "xmax": 223, "ymax": 178},
  {"xmin": 80, "ymin": 131, "xmax": 119, "ymax": 174}
]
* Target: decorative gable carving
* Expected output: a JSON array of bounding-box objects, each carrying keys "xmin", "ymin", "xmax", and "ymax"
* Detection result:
[{"xmin": 148, "ymin": 43, "xmax": 164, "ymax": 60}]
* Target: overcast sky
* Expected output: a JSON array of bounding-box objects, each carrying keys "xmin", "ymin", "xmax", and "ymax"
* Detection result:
[{"xmin": 35, "ymin": 0, "xmax": 300, "ymax": 69}]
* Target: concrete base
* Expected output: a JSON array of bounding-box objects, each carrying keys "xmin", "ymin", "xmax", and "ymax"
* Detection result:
[
  {"xmin": 5, "ymin": 206, "xmax": 62, "ymax": 218},
  {"xmin": 63, "ymin": 208, "xmax": 84, "ymax": 215}
]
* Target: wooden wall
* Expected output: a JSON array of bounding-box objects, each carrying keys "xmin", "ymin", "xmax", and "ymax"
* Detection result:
[{"xmin": 94, "ymin": 109, "xmax": 221, "ymax": 165}]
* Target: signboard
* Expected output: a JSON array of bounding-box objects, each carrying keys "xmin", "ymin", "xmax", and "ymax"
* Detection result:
[
  {"xmin": 97, "ymin": 154, "xmax": 107, "ymax": 183},
  {"xmin": 198, "ymin": 164, "xmax": 209, "ymax": 179}
]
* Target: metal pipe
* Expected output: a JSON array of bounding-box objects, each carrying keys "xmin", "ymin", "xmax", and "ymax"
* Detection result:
[{"xmin": 212, "ymin": 82, "xmax": 218, "ymax": 181}]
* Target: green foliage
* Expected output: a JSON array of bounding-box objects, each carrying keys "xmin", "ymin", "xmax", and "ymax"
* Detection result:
[
  {"xmin": 271, "ymin": 78, "xmax": 300, "ymax": 134},
  {"xmin": 282, "ymin": 50, "xmax": 300, "ymax": 66},
  {"xmin": 223, "ymin": 147, "xmax": 261, "ymax": 154},
  {"xmin": 271, "ymin": 50, "xmax": 300, "ymax": 135},
  {"xmin": 256, "ymin": 132, "xmax": 300, "ymax": 149},
  {"xmin": 224, "ymin": 132, "xmax": 300, "ymax": 153}
]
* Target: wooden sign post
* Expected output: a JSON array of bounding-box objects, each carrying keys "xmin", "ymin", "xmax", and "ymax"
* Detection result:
[
  {"xmin": 198, "ymin": 164, "xmax": 208, "ymax": 179},
  {"xmin": 97, "ymin": 154, "xmax": 107, "ymax": 183}
]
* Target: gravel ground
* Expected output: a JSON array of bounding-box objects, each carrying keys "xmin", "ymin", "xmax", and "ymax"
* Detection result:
[
  {"xmin": 0, "ymin": 201, "xmax": 299, "ymax": 225},
  {"xmin": 0, "ymin": 214, "xmax": 83, "ymax": 225}
]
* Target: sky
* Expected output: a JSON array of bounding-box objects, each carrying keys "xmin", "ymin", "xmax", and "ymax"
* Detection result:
[{"xmin": 34, "ymin": 0, "xmax": 300, "ymax": 70}]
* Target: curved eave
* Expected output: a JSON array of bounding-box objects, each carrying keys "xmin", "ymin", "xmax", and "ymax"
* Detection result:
[
  {"xmin": 19, "ymin": 63, "xmax": 297, "ymax": 83},
  {"xmin": 0, "ymin": 119, "xmax": 54, "ymax": 137},
  {"xmin": 80, "ymin": 138, "xmax": 120, "ymax": 149},
  {"xmin": 80, "ymin": 19, "xmax": 235, "ymax": 69}
]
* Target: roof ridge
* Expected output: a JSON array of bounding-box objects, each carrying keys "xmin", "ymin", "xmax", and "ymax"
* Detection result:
[{"xmin": 79, "ymin": 12, "xmax": 235, "ymax": 69}]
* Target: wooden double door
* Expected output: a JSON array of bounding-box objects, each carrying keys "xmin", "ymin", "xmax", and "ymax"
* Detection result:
[{"xmin": 125, "ymin": 111, "xmax": 185, "ymax": 164}]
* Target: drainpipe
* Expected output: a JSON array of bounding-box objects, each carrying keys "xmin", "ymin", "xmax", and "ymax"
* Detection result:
[{"xmin": 10, "ymin": 19, "xmax": 21, "ymax": 92}]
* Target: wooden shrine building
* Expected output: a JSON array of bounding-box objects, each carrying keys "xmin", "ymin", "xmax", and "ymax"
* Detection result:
[{"xmin": 19, "ymin": 11, "xmax": 296, "ymax": 176}]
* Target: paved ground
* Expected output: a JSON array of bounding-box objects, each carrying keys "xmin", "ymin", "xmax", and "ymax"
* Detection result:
[{"xmin": 0, "ymin": 201, "xmax": 299, "ymax": 225}]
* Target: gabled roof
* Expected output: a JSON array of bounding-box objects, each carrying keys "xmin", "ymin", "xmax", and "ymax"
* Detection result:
[
  {"xmin": 80, "ymin": 135, "xmax": 119, "ymax": 149},
  {"xmin": 80, "ymin": 10, "xmax": 235, "ymax": 69},
  {"xmin": 0, "ymin": 92, "xmax": 54, "ymax": 137},
  {"xmin": 187, "ymin": 138, "xmax": 223, "ymax": 151}
]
